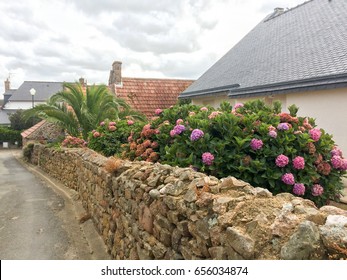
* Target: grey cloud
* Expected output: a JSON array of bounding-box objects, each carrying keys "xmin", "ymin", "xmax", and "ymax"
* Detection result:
[
  {"xmin": 34, "ymin": 44, "xmax": 64, "ymax": 58},
  {"xmin": 70, "ymin": 0, "xmax": 181, "ymax": 15},
  {"xmin": 0, "ymin": 45, "xmax": 29, "ymax": 60}
]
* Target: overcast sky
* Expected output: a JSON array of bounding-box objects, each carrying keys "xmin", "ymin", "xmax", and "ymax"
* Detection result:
[{"xmin": 0, "ymin": 0, "xmax": 306, "ymax": 97}]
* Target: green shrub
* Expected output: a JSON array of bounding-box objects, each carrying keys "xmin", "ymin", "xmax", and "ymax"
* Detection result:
[
  {"xmin": 122, "ymin": 100, "xmax": 345, "ymax": 206},
  {"xmin": 88, "ymin": 119, "xmax": 145, "ymax": 157},
  {"xmin": 23, "ymin": 143, "xmax": 34, "ymax": 161},
  {"xmin": 0, "ymin": 126, "xmax": 22, "ymax": 145}
]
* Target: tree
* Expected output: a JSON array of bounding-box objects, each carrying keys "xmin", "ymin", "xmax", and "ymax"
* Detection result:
[
  {"xmin": 23, "ymin": 82, "xmax": 146, "ymax": 139},
  {"xmin": 9, "ymin": 110, "xmax": 40, "ymax": 131}
]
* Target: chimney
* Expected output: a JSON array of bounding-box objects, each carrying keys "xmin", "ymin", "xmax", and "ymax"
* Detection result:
[
  {"xmin": 108, "ymin": 61, "xmax": 122, "ymax": 86},
  {"xmin": 4, "ymin": 78, "xmax": 10, "ymax": 91},
  {"xmin": 274, "ymin": 7, "xmax": 284, "ymax": 15},
  {"xmin": 79, "ymin": 77, "xmax": 86, "ymax": 86}
]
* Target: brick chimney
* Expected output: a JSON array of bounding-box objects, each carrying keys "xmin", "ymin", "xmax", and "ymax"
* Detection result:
[
  {"xmin": 4, "ymin": 78, "xmax": 10, "ymax": 91},
  {"xmin": 108, "ymin": 61, "xmax": 122, "ymax": 86}
]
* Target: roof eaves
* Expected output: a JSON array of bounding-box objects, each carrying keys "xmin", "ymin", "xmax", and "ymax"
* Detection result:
[
  {"xmin": 179, "ymin": 83, "xmax": 240, "ymax": 99},
  {"xmin": 228, "ymin": 74, "xmax": 347, "ymax": 98}
]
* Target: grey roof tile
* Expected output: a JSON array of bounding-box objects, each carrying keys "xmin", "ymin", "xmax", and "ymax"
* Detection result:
[
  {"xmin": 181, "ymin": 0, "xmax": 347, "ymax": 97},
  {"xmin": 8, "ymin": 81, "xmax": 63, "ymax": 102}
]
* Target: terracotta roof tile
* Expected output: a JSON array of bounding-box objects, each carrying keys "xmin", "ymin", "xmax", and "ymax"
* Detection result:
[
  {"xmin": 112, "ymin": 78, "xmax": 194, "ymax": 118},
  {"xmin": 21, "ymin": 120, "xmax": 46, "ymax": 138}
]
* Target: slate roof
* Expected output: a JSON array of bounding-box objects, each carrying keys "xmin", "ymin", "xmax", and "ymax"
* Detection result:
[
  {"xmin": 181, "ymin": 0, "xmax": 347, "ymax": 99},
  {"xmin": 8, "ymin": 81, "xmax": 63, "ymax": 102},
  {"xmin": 114, "ymin": 78, "xmax": 194, "ymax": 117}
]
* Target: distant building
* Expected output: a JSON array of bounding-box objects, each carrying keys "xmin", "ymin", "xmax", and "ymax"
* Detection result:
[
  {"xmin": 108, "ymin": 61, "xmax": 194, "ymax": 118},
  {"xmin": 180, "ymin": 0, "xmax": 347, "ymax": 153},
  {"xmin": 0, "ymin": 80, "xmax": 63, "ymax": 126}
]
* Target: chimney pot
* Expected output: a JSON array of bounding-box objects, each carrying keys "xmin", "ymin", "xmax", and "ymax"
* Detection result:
[
  {"xmin": 109, "ymin": 61, "xmax": 122, "ymax": 86},
  {"xmin": 4, "ymin": 78, "xmax": 10, "ymax": 91}
]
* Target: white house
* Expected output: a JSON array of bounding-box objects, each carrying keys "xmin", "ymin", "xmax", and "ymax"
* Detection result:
[
  {"xmin": 0, "ymin": 80, "xmax": 63, "ymax": 125},
  {"xmin": 180, "ymin": 0, "xmax": 347, "ymax": 154}
]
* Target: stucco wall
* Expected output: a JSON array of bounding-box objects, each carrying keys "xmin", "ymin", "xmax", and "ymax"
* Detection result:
[
  {"xmin": 191, "ymin": 94, "xmax": 229, "ymax": 108},
  {"xmin": 286, "ymin": 88, "xmax": 347, "ymax": 155},
  {"xmin": 192, "ymin": 88, "xmax": 346, "ymax": 155},
  {"xmin": 29, "ymin": 145, "xmax": 347, "ymax": 260}
]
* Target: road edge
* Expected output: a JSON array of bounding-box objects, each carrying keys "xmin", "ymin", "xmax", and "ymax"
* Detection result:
[{"xmin": 12, "ymin": 149, "xmax": 111, "ymax": 260}]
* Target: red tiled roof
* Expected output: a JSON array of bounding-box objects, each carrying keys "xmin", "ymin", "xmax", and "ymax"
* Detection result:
[
  {"xmin": 21, "ymin": 120, "xmax": 46, "ymax": 138},
  {"xmin": 112, "ymin": 78, "xmax": 194, "ymax": 118}
]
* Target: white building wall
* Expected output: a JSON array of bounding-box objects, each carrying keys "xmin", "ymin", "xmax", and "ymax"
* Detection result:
[
  {"xmin": 286, "ymin": 88, "xmax": 347, "ymax": 155},
  {"xmin": 191, "ymin": 88, "xmax": 347, "ymax": 155},
  {"xmin": 4, "ymin": 101, "xmax": 45, "ymax": 110}
]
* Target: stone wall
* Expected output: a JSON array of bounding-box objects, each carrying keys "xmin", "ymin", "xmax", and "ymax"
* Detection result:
[
  {"xmin": 30, "ymin": 145, "xmax": 347, "ymax": 259},
  {"xmin": 22, "ymin": 121, "xmax": 64, "ymax": 146}
]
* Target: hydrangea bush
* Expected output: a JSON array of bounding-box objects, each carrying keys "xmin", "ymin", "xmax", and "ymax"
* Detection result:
[
  {"xmin": 87, "ymin": 119, "xmax": 144, "ymax": 157},
  {"xmin": 61, "ymin": 136, "xmax": 87, "ymax": 148},
  {"xmin": 120, "ymin": 100, "xmax": 346, "ymax": 206}
]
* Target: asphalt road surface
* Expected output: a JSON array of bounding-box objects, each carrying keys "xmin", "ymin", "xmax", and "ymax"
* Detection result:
[{"xmin": 0, "ymin": 149, "xmax": 109, "ymax": 259}]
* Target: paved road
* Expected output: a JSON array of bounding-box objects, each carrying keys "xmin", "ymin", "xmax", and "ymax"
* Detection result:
[{"xmin": 0, "ymin": 150, "xmax": 109, "ymax": 259}]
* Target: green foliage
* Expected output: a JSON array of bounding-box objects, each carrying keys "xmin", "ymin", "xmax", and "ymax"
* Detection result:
[
  {"xmin": 88, "ymin": 119, "xmax": 145, "ymax": 157},
  {"xmin": 118, "ymin": 100, "xmax": 345, "ymax": 206},
  {"xmin": 23, "ymin": 82, "xmax": 143, "ymax": 139},
  {"xmin": 9, "ymin": 110, "xmax": 40, "ymax": 131},
  {"xmin": 23, "ymin": 143, "xmax": 34, "ymax": 161},
  {"xmin": 0, "ymin": 126, "xmax": 22, "ymax": 145}
]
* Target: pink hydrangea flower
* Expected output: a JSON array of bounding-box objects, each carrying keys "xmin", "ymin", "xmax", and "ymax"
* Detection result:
[
  {"xmin": 268, "ymin": 130, "xmax": 277, "ymax": 138},
  {"xmin": 170, "ymin": 130, "xmax": 176, "ymax": 137},
  {"xmin": 293, "ymin": 156, "xmax": 305, "ymax": 170},
  {"xmin": 277, "ymin": 122, "xmax": 290, "ymax": 131},
  {"xmin": 331, "ymin": 155, "xmax": 342, "ymax": 169},
  {"xmin": 234, "ymin": 103, "xmax": 244, "ymax": 110},
  {"xmin": 293, "ymin": 183, "xmax": 305, "ymax": 196},
  {"xmin": 173, "ymin": 124, "xmax": 186, "ymax": 135},
  {"xmin": 202, "ymin": 152, "xmax": 214, "ymax": 165},
  {"xmin": 275, "ymin": 154, "xmax": 289, "ymax": 167},
  {"xmin": 93, "ymin": 131, "xmax": 100, "ymax": 138},
  {"xmin": 208, "ymin": 111, "xmax": 221, "ymax": 119},
  {"xmin": 311, "ymin": 184, "xmax": 324, "ymax": 196},
  {"xmin": 176, "ymin": 119, "xmax": 184, "ymax": 125},
  {"xmin": 109, "ymin": 121, "xmax": 116, "ymax": 126},
  {"xmin": 155, "ymin": 109, "xmax": 163, "ymax": 115},
  {"xmin": 127, "ymin": 120, "xmax": 134, "ymax": 125},
  {"xmin": 340, "ymin": 159, "xmax": 347, "ymax": 171},
  {"xmin": 282, "ymin": 173, "xmax": 295, "ymax": 185},
  {"xmin": 250, "ymin": 138, "xmax": 263, "ymax": 150},
  {"xmin": 309, "ymin": 128, "xmax": 321, "ymax": 142},
  {"xmin": 151, "ymin": 141, "xmax": 159, "ymax": 149},
  {"xmin": 108, "ymin": 125, "xmax": 116, "ymax": 132},
  {"xmin": 189, "ymin": 112, "xmax": 196, "ymax": 117},
  {"xmin": 200, "ymin": 107, "xmax": 208, "ymax": 112},
  {"xmin": 100, "ymin": 121, "xmax": 105, "ymax": 126},
  {"xmin": 331, "ymin": 147, "xmax": 343, "ymax": 157},
  {"xmin": 268, "ymin": 125, "xmax": 276, "ymax": 131},
  {"xmin": 190, "ymin": 129, "xmax": 204, "ymax": 141}
]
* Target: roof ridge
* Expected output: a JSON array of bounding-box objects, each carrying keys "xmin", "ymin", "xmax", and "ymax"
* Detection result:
[
  {"xmin": 264, "ymin": 0, "xmax": 313, "ymax": 22},
  {"xmin": 23, "ymin": 81, "xmax": 64, "ymax": 83},
  {"xmin": 122, "ymin": 77, "xmax": 194, "ymax": 81}
]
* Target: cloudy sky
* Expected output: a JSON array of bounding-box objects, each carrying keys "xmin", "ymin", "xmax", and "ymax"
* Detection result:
[{"xmin": 0, "ymin": 0, "xmax": 306, "ymax": 96}]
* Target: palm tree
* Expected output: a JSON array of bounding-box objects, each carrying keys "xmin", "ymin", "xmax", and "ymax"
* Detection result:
[{"xmin": 24, "ymin": 82, "xmax": 146, "ymax": 139}]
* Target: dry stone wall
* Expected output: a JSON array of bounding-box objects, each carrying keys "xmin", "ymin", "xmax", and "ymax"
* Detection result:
[{"xmin": 31, "ymin": 145, "xmax": 347, "ymax": 259}]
